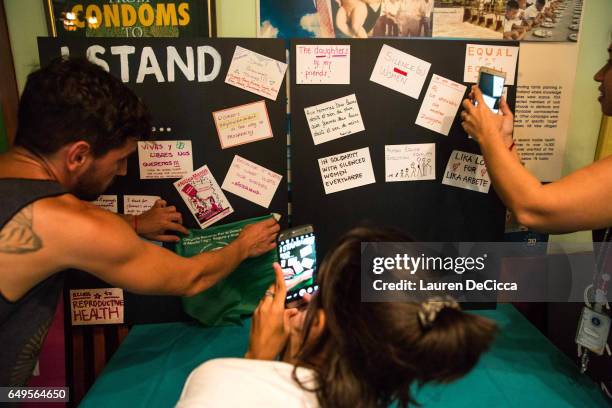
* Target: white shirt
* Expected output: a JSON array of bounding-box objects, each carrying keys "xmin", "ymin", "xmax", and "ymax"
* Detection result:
[
  {"xmin": 176, "ymin": 358, "xmax": 318, "ymax": 408},
  {"xmin": 503, "ymin": 17, "xmax": 521, "ymax": 33},
  {"xmin": 384, "ymin": 0, "xmax": 401, "ymax": 15},
  {"xmin": 524, "ymin": 4, "xmax": 540, "ymax": 19},
  {"xmin": 422, "ymin": 0, "xmax": 434, "ymax": 16}
]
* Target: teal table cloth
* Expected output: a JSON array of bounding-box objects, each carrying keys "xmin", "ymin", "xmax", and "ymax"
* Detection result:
[{"xmin": 80, "ymin": 304, "xmax": 609, "ymax": 407}]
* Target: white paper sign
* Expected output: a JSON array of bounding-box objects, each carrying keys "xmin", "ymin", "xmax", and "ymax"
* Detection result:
[
  {"xmin": 138, "ymin": 140, "xmax": 193, "ymax": 179},
  {"xmin": 221, "ymin": 155, "xmax": 282, "ymax": 208},
  {"xmin": 301, "ymin": 257, "xmax": 315, "ymax": 270},
  {"xmin": 213, "ymin": 101, "xmax": 273, "ymax": 149},
  {"xmin": 442, "ymin": 150, "xmax": 491, "ymax": 194},
  {"xmin": 300, "ymin": 245, "xmax": 313, "ymax": 258},
  {"xmin": 370, "ymin": 44, "xmax": 431, "ymax": 99},
  {"xmin": 70, "ymin": 288, "xmax": 124, "ymax": 325},
  {"xmin": 304, "ymin": 94, "xmax": 365, "ymax": 145},
  {"xmin": 123, "ymin": 195, "xmax": 160, "ymax": 215},
  {"xmin": 225, "ymin": 46, "xmax": 288, "ymax": 100},
  {"xmin": 174, "ymin": 165, "xmax": 234, "ymax": 228},
  {"xmin": 296, "ymin": 44, "xmax": 350, "ymax": 84},
  {"xmin": 385, "ymin": 144, "xmax": 436, "ymax": 182},
  {"xmin": 318, "ymin": 147, "xmax": 376, "ymax": 194},
  {"xmin": 91, "ymin": 195, "xmax": 118, "ymax": 213},
  {"xmin": 464, "ymin": 44, "xmax": 519, "ymax": 85},
  {"xmin": 416, "ymin": 74, "xmax": 467, "ymax": 136}
]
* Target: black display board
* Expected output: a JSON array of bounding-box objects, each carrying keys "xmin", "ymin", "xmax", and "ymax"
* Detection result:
[
  {"xmin": 38, "ymin": 38, "xmax": 288, "ymax": 323},
  {"xmin": 290, "ymin": 38, "xmax": 517, "ymax": 257}
]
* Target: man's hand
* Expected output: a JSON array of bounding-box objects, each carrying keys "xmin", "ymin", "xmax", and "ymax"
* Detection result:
[
  {"xmin": 236, "ymin": 217, "xmax": 280, "ymax": 258},
  {"xmin": 136, "ymin": 200, "xmax": 189, "ymax": 242},
  {"xmin": 461, "ymin": 86, "xmax": 513, "ymax": 147},
  {"xmin": 245, "ymin": 263, "xmax": 298, "ymax": 360}
]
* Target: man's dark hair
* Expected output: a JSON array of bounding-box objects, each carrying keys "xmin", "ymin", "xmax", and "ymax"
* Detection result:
[
  {"xmin": 15, "ymin": 57, "xmax": 151, "ymax": 157},
  {"xmin": 506, "ymin": 0, "xmax": 520, "ymax": 10},
  {"xmin": 536, "ymin": 0, "xmax": 546, "ymax": 5}
]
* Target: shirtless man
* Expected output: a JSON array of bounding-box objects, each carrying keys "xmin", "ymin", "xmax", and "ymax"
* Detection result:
[{"xmin": 0, "ymin": 57, "xmax": 279, "ymax": 386}]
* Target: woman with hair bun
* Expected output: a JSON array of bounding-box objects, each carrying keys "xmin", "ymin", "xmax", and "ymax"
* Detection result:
[{"xmin": 177, "ymin": 227, "xmax": 497, "ymax": 408}]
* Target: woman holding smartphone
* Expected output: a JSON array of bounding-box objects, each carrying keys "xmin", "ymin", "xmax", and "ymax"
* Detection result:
[
  {"xmin": 460, "ymin": 43, "xmax": 612, "ymax": 398},
  {"xmin": 176, "ymin": 227, "xmax": 496, "ymax": 407}
]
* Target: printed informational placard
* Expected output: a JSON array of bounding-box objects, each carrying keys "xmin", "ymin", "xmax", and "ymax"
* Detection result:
[
  {"xmin": 91, "ymin": 195, "xmax": 118, "ymax": 213},
  {"xmin": 442, "ymin": 150, "xmax": 491, "ymax": 194},
  {"xmin": 464, "ymin": 44, "xmax": 519, "ymax": 85},
  {"xmin": 416, "ymin": 74, "xmax": 467, "ymax": 136},
  {"xmin": 318, "ymin": 147, "xmax": 375, "ymax": 194},
  {"xmin": 385, "ymin": 144, "xmax": 436, "ymax": 182},
  {"xmin": 123, "ymin": 195, "xmax": 161, "ymax": 215},
  {"xmin": 174, "ymin": 165, "xmax": 234, "ymax": 228},
  {"xmin": 513, "ymin": 43, "xmax": 578, "ymax": 181},
  {"xmin": 304, "ymin": 94, "xmax": 365, "ymax": 145},
  {"xmin": 213, "ymin": 101, "xmax": 273, "ymax": 149},
  {"xmin": 296, "ymin": 44, "xmax": 350, "ymax": 84},
  {"xmin": 70, "ymin": 288, "xmax": 124, "ymax": 326},
  {"xmin": 225, "ymin": 46, "xmax": 288, "ymax": 100},
  {"xmin": 138, "ymin": 140, "xmax": 193, "ymax": 179},
  {"xmin": 221, "ymin": 155, "xmax": 283, "ymax": 208},
  {"xmin": 370, "ymin": 44, "xmax": 431, "ymax": 99}
]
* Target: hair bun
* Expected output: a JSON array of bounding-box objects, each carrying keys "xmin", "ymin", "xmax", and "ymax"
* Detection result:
[{"xmin": 417, "ymin": 296, "xmax": 460, "ymax": 330}]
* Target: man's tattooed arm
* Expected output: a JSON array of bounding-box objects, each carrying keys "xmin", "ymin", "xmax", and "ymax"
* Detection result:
[{"xmin": 0, "ymin": 205, "xmax": 43, "ymax": 254}]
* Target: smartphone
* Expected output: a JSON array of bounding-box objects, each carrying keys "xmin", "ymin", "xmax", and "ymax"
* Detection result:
[
  {"xmin": 477, "ymin": 67, "xmax": 506, "ymax": 113},
  {"xmin": 277, "ymin": 225, "xmax": 318, "ymax": 305}
]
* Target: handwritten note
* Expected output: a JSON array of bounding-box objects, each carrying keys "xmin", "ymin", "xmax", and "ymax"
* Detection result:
[
  {"xmin": 221, "ymin": 155, "xmax": 283, "ymax": 208},
  {"xmin": 174, "ymin": 165, "xmax": 234, "ymax": 228},
  {"xmin": 416, "ymin": 74, "xmax": 467, "ymax": 136},
  {"xmin": 138, "ymin": 140, "xmax": 193, "ymax": 179},
  {"xmin": 123, "ymin": 195, "xmax": 160, "ymax": 215},
  {"xmin": 304, "ymin": 94, "xmax": 365, "ymax": 145},
  {"xmin": 70, "ymin": 288, "xmax": 124, "ymax": 326},
  {"xmin": 385, "ymin": 144, "xmax": 436, "ymax": 182},
  {"xmin": 464, "ymin": 44, "xmax": 519, "ymax": 85},
  {"xmin": 225, "ymin": 46, "xmax": 288, "ymax": 101},
  {"xmin": 370, "ymin": 44, "xmax": 431, "ymax": 99},
  {"xmin": 91, "ymin": 195, "xmax": 118, "ymax": 213},
  {"xmin": 213, "ymin": 101, "xmax": 273, "ymax": 149},
  {"xmin": 296, "ymin": 44, "xmax": 350, "ymax": 84},
  {"xmin": 318, "ymin": 147, "xmax": 375, "ymax": 194},
  {"xmin": 442, "ymin": 150, "xmax": 491, "ymax": 194}
]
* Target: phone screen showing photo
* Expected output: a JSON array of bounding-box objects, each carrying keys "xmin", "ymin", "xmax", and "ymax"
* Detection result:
[
  {"xmin": 478, "ymin": 72, "xmax": 505, "ymax": 113},
  {"xmin": 278, "ymin": 232, "xmax": 318, "ymax": 302}
]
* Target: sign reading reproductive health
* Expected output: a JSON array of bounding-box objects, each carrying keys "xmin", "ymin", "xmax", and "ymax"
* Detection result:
[{"xmin": 70, "ymin": 288, "xmax": 124, "ymax": 326}]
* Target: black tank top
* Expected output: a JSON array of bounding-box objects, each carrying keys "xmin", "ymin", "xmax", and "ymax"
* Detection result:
[
  {"xmin": 0, "ymin": 179, "xmax": 66, "ymax": 386},
  {"xmin": 363, "ymin": 2, "xmax": 383, "ymax": 34}
]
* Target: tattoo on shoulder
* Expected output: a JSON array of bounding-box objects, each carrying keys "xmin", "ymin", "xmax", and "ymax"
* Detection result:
[{"xmin": 0, "ymin": 204, "xmax": 43, "ymax": 254}]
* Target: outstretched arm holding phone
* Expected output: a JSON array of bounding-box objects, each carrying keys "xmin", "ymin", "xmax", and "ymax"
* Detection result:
[{"xmin": 461, "ymin": 81, "xmax": 612, "ymax": 233}]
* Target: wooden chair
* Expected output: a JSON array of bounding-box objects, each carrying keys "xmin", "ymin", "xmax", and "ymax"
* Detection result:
[{"xmin": 67, "ymin": 324, "xmax": 131, "ymax": 407}]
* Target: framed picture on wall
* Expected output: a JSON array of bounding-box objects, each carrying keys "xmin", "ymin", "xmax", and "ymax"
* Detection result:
[{"xmin": 43, "ymin": 0, "xmax": 216, "ymax": 38}]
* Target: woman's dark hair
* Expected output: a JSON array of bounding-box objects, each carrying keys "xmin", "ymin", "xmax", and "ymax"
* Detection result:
[
  {"xmin": 14, "ymin": 57, "xmax": 151, "ymax": 157},
  {"xmin": 293, "ymin": 227, "xmax": 497, "ymax": 408}
]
